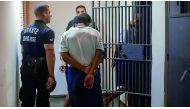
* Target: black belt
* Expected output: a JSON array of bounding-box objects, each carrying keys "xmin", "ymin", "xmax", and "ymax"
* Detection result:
[{"xmin": 25, "ymin": 56, "xmax": 45, "ymax": 67}]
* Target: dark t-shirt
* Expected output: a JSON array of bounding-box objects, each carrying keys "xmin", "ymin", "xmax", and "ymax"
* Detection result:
[{"xmin": 20, "ymin": 20, "xmax": 55, "ymax": 57}]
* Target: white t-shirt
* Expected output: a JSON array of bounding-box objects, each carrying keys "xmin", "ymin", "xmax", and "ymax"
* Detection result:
[{"xmin": 60, "ymin": 25, "xmax": 104, "ymax": 66}]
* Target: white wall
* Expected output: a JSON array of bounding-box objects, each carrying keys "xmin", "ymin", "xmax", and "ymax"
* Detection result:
[
  {"xmin": 0, "ymin": 1, "xmax": 23, "ymax": 106},
  {"xmin": 0, "ymin": 1, "xmax": 167, "ymax": 106},
  {"xmin": 151, "ymin": 1, "xmax": 167, "ymax": 107},
  {"xmin": 27, "ymin": 1, "xmax": 92, "ymax": 95},
  {"xmin": 26, "ymin": 2, "xmax": 168, "ymax": 106}
]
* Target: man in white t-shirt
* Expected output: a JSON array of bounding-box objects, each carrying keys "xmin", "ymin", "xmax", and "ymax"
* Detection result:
[{"xmin": 60, "ymin": 13, "xmax": 104, "ymax": 107}]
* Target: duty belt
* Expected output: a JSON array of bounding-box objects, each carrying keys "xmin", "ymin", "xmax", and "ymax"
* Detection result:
[{"xmin": 27, "ymin": 56, "xmax": 45, "ymax": 67}]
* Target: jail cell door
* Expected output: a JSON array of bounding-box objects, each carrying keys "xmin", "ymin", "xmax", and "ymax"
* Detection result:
[
  {"xmin": 92, "ymin": 1, "xmax": 152, "ymax": 107},
  {"xmin": 168, "ymin": 1, "xmax": 190, "ymax": 106}
]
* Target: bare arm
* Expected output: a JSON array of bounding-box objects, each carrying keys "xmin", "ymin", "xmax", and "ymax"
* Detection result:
[
  {"xmin": 83, "ymin": 49, "xmax": 102, "ymax": 88},
  {"xmin": 44, "ymin": 44, "xmax": 55, "ymax": 77},
  {"xmin": 61, "ymin": 52, "xmax": 86, "ymax": 72},
  {"xmin": 88, "ymin": 49, "xmax": 102, "ymax": 75}
]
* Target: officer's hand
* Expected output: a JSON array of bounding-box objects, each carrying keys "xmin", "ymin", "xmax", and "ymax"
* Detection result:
[
  {"xmin": 46, "ymin": 76, "xmax": 55, "ymax": 90},
  {"xmin": 84, "ymin": 74, "xmax": 94, "ymax": 89},
  {"xmin": 59, "ymin": 65, "xmax": 66, "ymax": 73}
]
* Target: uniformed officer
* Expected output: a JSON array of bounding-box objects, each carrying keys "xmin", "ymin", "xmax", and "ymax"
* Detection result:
[
  {"xmin": 19, "ymin": 4, "xmax": 56, "ymax": 107},
  {"xmin": 60, "ymin": 13, "xmax": 104, "ymax": 107}
]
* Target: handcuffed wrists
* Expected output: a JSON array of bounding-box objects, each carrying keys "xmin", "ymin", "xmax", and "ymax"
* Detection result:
[{"xmin": 49, "ymin": 75, "xmax": 55, "ymax": 79}]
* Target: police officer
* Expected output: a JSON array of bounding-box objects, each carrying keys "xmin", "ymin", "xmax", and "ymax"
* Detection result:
[{"xmin": 19, "ymin": 4, "xmax": 55, "ymax": 107}]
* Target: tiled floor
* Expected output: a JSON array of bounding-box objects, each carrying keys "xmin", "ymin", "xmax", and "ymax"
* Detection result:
[
  {"xmin": 17, "ymin": 94, "xmax": 125, "ymax": 107},
  {"xmin": 49, "ymin": 95, "xmax": 65, "ymax": 107},
  {"xmin": 49, "ymin": 95, "xmax": 126, "ymax": 107}
]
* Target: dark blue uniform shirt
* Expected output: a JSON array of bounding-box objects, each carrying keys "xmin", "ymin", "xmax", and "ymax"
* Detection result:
[{"xmin": 20, "ymin": 20, "xmax": 54, "ymax": 57}]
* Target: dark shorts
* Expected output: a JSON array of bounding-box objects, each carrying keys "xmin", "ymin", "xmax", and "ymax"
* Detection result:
[{"xmin": 67, "ymin": 67, "xmax": 103, "ymax": 107}]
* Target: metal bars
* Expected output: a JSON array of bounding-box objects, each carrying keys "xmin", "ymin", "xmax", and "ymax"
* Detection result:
[{"xmin": 92, "ymin": 1, "xmax": 152, "ymax": 107}]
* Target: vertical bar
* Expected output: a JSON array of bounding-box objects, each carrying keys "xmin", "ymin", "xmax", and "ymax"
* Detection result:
[
  {"xmin": 134, "ymin": 61, "xmax": 137, "ymax": 93},
  {"xmin": 138, "ymin": 62, "xmax": 140, "ymax": 93},
  {"xmin": 115, "ymin": 7, "xmax": 119, "ymax": 107},
  {"xmin": 147, "ymin": 63, "xmax": 150, "ymax": 106},
  {"xmin": 143, "ymin": 2, "xmax": 149, "ymax": 101},
  {"xmin": 149, "ymin": 6, "xmax": 152, "ymax": 106},
  {"xmin": 150, "ymin": 6, "xmax": 152, "ymax": 78},
  {"xmin": 124, "ymin": 3, "xmax": 128, "ymax": 105},
  {"xmin": 131, "ymin": 6, "xmax": 134, "ymax": 44},
  {"xmin": 127, "ymin": 6, "xmax": 131, "ymax": 105},
  {"xmin": 139, "ymin": 6, "xmax": 141, "ymax": 44},
  {"xmin": 131, "ymin": 61, "xmax": 134, "ymax": 96},
  {"xmin": 121, "ymin": 6, "xmax": 124, "ymax": 103},
  {"xmin": 121, "ymin": 6, "xmax": 124, "ymax": 43},
  {"xmin": 111, "ymin": 2, "xmax": 114, "ymax": 107},
  {"xmin": 116, "ymin": 7, "xmax": 120, "ymax": 103},
  {"xmin": 142, "ymin": 6, "xmax": 144, "ymax": 45},
  {"xmin": 101, "ymin": 6, "xmax": 105, "ymax": 90},
  {"xmin": 108, "ymin": 8, "xmax": 111, "ymax": 45},
  {"xmin": 150, "ymin": 4, "xmax": 153, "ymax": 106},
  {"xmin": 132, "ymin": 5, "xmax": 135, "ymax": 44},
  {"xmin": 128, "ymin": 6, "xmax": 131, "ymax": 44},
  {"xmin": 144, "ymin": 6, "xmax": 148, "ymax": 62},
  {"xmin": 149, "ymin": 8, "xmax": 152, "ymax": 60},
  {"xmin": 125, "ymin": 2, "xmax": 127, "ymax": 44},
  {"xmin": 150, "ymin": 63, "xmax": 152, "ymax": 95},
  {"xmin": 95, "ymin": 9, "xmax": 97, "ymax": 30},
  {"xmin": 115, "ymin": 6, "xmax": 117, "ymax": 95},
  {"xmin": 140, "ymin": 62, "xmax": 142, "ymax": 95},
  {"xmin": 127, "ymin": 60, "xmax": 130, "ymax": 105},
  {"xmin": 98, "ymin": 1, "xmax": 100, "ymax": 31},
  {"xmin": 136, "ymin": 6, "xmax": 142, "ymax": 97},
  {"xmin": 92, "ymin": 1, "xmax": 94, "ymax": 25},
  {"xmin": 146, "ymin": 6, "xmax": 149, "ymax": 101},
  {"xmin": 145, "ymin": 62, "xmax": 148, "ymax": 95},
  {"xmin": 141, "ymin": 62, "xmax": 144, "ymax": 94},
  {"xmin": 149, "ymin": 62, "xmax": 151, "ymax": 95},
  {"xmin": 149, "ymin": 63, "xmax": 151, "ymax": 94},
  {"xmin": 108, "ymin": 5, "xmax": 111, "ymax": 91},
  {"xmin": 134, "ymin": 6, "xmax": 137, "ymax": 44},
  {"xmin": 118, "ymin": 1, "xmax": 121, "ymax": 44},
  {"xmin": 105, "ymin": 1, "xmax": 108, "ymax": 94},
  {"xmin": 132, "ymin": 61, "xmax": 136, "ymax": 104},
  {"xmin": 124, "ymin": 60, "xmax": 127, "ymax": 105},
  {"xmin": 145, "ymin": 6, "xmax": 148, "ymax": 45}
]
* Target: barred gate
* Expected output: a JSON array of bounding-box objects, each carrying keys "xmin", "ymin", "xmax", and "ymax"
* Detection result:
[{"xmin": 92, "ymin": 1, "xmax": 152, "ymax": 107}]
